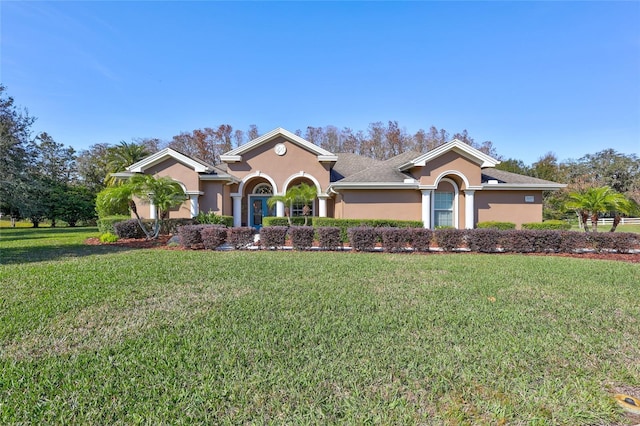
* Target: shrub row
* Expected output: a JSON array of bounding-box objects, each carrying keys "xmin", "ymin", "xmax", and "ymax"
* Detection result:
[
  {"xmin": 178, "ymin": 225, "xmax": 255, "ymax": 249},
  {"xmin": 97, "ymin": 215, "xmax": 130, "ymax": 234},
  {"xmin": 476, "ymin": 221, "xmax": 516, "ymax": 230},
  {"xmin": 522, "ymin": 220, "xmax": 572, "ymax": 230},
  {"xmin": 172, "ymin": 224, "xmax": 639, "ymax": 254},
  {"xmin": 313, "ymin": 218, "xmax": 424, "ymax": 242}
]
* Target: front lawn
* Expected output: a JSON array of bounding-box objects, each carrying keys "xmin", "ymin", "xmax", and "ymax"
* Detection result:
[{"xmin": 0, "ymin": 228, "xmax": 639, "ymax": 424}]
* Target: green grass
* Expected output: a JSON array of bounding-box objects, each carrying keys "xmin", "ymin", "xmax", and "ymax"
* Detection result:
[{"xmin": 1, "ymin": 229, "xmax": 639, "ymax": 424}]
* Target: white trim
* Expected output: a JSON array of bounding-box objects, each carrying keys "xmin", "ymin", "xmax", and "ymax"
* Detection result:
[
  {"xmin": 432, "ymin": 178, "xmax": 459, "ymax": 229},
  {"xmin": 127, "ymin": 148, "xmax": 211, "ymax": 173},
  {"xmin": 464, "ymin": 189, "xmax": 475, "ymax": 229},
  {"xmin": 399, "ymin": 139, "xmax": 500, "ymax": 170},
  {"xmin": 220, "ymin": 128, "xmax": 338, "ymax": 163},
  {"xmin": 480, "ymin": 184, "xmax": 566, "ymax": 191},
  {"xmin": 421, "ymin": 189, "xmax": 432, "ymax": 229},
  {"xmin": 237, "ymin": 171, "xmax": 279, "ymax": 196},
  {"xmin": 232, "ymin": 194, "xmax": 242, "ymax": 227},
  {"xmin": 329, "ymin": 182, "xmax": 419, "ymax": 190},
  {"xmin": 282, "ymin": 171, "xmax": 323, "ymax": 195}
]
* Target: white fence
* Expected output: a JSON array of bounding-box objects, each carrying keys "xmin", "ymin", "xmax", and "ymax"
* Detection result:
[{"xmin": 596, "ymin": 217, "xmax": 640, "ymax": 225}]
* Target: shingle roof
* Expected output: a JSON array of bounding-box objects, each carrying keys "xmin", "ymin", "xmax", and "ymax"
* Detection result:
[
  {"xmin": 334, "ymin": 151, "xmax": 422, "ymax": 183},
  {"xmin": 481, "ymin": 168, "xmax": 561, "ymax": 185},
  {"xmin": 330, "ymin": 153, "xmax": 383, "ymax": 182}
]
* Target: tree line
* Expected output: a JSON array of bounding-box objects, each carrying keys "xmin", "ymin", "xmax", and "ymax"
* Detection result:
[{"xmin": 1, "ymin": 85, "xmax": 638, "ymax": 227}]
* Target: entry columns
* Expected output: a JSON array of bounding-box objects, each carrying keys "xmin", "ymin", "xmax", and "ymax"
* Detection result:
[
  {"xmin": 464, "ymin": 189, "xmax": 475, "ymax": 229},
  {"xmin": 318, "ymin": 195, "xmax": 328, "ymax": 218},
  {"xmin": 421, "ymin": 189, "xmax": 432, "ymax": 229},
  {"xmin": 232, "ymin": 194, "xmax": 242, "ymax": 227},
  {"xmin": 276, "ymin": 200, "xmax": 285, "ymax": 218}
]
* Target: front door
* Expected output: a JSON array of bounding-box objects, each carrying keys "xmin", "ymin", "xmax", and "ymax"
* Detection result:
[{"xmin": 249, "ymin": 196, "xmax": 274, "ymax": 229}]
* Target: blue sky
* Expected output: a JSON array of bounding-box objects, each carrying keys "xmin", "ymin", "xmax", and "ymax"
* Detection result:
[{"xmin": 2, "ymin": 1, "xmax": 639, "ymax": 165}]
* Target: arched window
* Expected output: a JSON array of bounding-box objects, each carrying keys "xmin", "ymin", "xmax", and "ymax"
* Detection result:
[{"xmin": 253, "ymin": 183, "xmax": 272, "ymax": 194}]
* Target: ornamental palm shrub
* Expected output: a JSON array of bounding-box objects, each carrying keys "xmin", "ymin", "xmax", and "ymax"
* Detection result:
[
  {"xmin": 200, "ymin": 226, "xmax": 227, "ymax": 250},
  {"xmin": 347, "ymin": 227, "xmax": 378, "ymax": 252},
  {"xmin": 227, "ymin": 227, "xmax": 255, "ymax": 249},
  {"xmin": 317, "ymin": 227, "xmax": 342, "ymax": 250},
  {"xmin": 288, "ymin": 226, "xmax": 315, "ymax": 250},
  {"xmin": 409, "ymin": 228, "xmax": 433, "ymax": 252},
  {"xmin": 260, "ymin": 226, "xmax": 288, "ymax": 249}
]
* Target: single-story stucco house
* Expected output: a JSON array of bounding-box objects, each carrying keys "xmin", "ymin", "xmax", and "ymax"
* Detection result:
[{"xmin": 116, "ymin": 127, "xmax": 565, "ymax": 229}]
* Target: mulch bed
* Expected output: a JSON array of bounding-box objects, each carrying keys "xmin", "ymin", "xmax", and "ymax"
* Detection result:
[{"xmin": 85, "ymin": 237, "xmax": 640, "ymax": 263}]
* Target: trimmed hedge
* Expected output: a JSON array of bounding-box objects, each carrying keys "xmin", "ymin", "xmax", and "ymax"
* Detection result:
[
  {"xmin": 476, "ymin": 221, "xmax": 516, "ymax": 230},
  {"xmin": 409, "ymin": 228, "xmax": 433, "ymax": 252},
  {"xmin": 434, "ymin": 229, "xmax": 466, "ymax": 252},
  {"xmin": 260, "ymin": 226, "xmax": 288, "ymax": 249},
  {"xmin": 317, "ymin": 227, "xmax": 342, "ymax": 250},
  {"xmin": 588, "ymin": 232, "xmax": 638, "ymax": 254},
  {"xmin": 288, "ymin": 226, "xmax": 315, "ymax": 250},
  {"xmin": 201, "ymin": 226, "xmax": 228, "ymax": 250},
  {"xmin": 315, "ymin": 218, "xmax": 423, "ymax": 242},
  {"xmin": 467, "ymin": 228, "xmax": 501, "ymax": 253},
  {"xmin": 263, "ymin": 216, "xmax": 310, "ymax": 227},
  {"xmin": 558, "ymin": 231, "xmax": 589, "ymax": 253},
  {"xmin": 155, "ymin": 218, "xmax": 197, "ymax": 235},
  {"xmin": 347, "ymin": 227, "xmax": 378, "ymax": 252},
  {"xmin": 113, "ymin": 219, "xmax": 147, "ymax": 239},
  {"xmin": 178, "ymin": 224, "xmax": 209, "ymax": 248},
  {"xmin": 522, "ymin": 220, "xmax": 571, "ymax": 231},
  {"xmin": 379, "ymin": 227, "xmax": 411, "ymax": 252},
  {"xmin": 227, "ymin": 227, "xmax": 255, "ymax": 249},
  {"xmin": 97, "ymin": 215, "xmax": 130, "ymax": 234}
]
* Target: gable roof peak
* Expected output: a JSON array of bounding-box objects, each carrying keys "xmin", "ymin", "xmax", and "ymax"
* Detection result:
[
  {"xmin": 220, "ymin": 127, "xmax": 338, "ymax": 163},
  {"xmin": 399, "ymin": 138, "xmax": 501, "ymax": 170},
  {"xmin": 127, "ymin": 147, "xmax": 213, "ymax": 173}
]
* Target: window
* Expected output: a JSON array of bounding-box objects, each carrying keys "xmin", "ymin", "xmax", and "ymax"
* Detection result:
[
  {"xmin": 434, "ymin": 192, "xmax": 454, "ymax": 227},
  {"xmin": 253, "ymin": 184, "xmax": 272, "ymax": 194},
  {"xmin": 291, "ymin": 200, "xmax": 314, "ymax": 217}
]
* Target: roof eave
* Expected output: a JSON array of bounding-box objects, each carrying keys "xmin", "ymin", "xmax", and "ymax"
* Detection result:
[{"xmin": 481, "ymin": 184, "xmax": 567, "ymax": 191}]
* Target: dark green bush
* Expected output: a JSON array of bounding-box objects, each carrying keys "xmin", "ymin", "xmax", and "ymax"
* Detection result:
[
  {"xmin": 467, "ymin": 229, "xmax": 500, "ymax": 253},
  {"xmin": 522, "ymin": 220, "xmax": 571, "ymax": 231},
  {"xmin": 113, "ymin": 219, "xmax": 147, "ymax": 239},
  {"xmin": 201, "ymin": 226, "xmax": 227, "ymax": 250},
  {"xmin": 227, "ymin": 227, "xmax": 255, "ymax": 249},
  {"xmin": 317, "ymin": 227, "xmax": 342, "ymax": 250},
  {"xmin": 263, "ymin": 216, "xmax": 309, "ymax": 226},
  {"xmin": 409, "ymin": 228, "xmax": 432, "ymax": 252},
  {"xmin": 434, "ymin": 229, "xmax": 466, "ymax": 251},
  {"xmin": 314, "ymin": 218, "xmax": 423, "ymax": 242},
  {"xmin": 288, "ymin": 226, "xmax": 315, "ymax": 250},
  {"xmin": 379, "ymin": 227, "xmax": 411, "ymax": 252},
  {"xmin": 476, "ymin": 221, "xmax": 516, "ymax": 230},
  {"xmin": 97, "ymin": 215, "xmax": 130, "ymax": 234},
  {"xmin": 347, "ymin": 227, "xmax": 378, "ymax": 252},
  {"xmin": 260, "ymin": 226, "xmax": 288, "ymax": 249}
]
